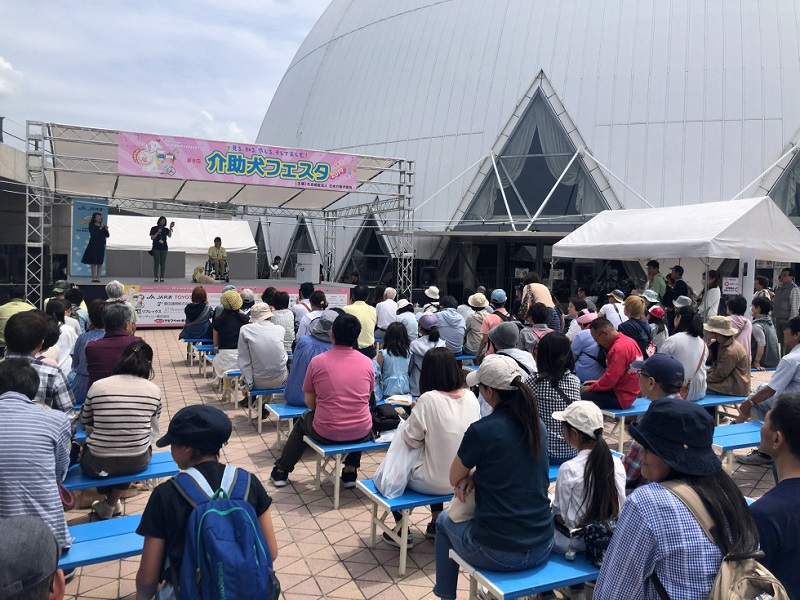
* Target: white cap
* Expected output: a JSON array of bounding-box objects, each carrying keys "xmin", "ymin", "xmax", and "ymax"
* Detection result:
[
  {"xmin": 397, "ymin": 299, "xmax": 411, "ymax": 310},
  {"xmin": 465, "ymin": 356, "xmax": 519, "ymax": 391},
  {"xmin": 552, "ymin": 401, "xmax": 604, "ymax": 439}
]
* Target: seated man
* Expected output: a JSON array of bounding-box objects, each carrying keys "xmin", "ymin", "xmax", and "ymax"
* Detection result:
[
  {"xmin": 704, "ymin": 316, "xmax": 751, "ymax": 397},
  {"xmin": 580, "ymin": 316, "xmax": 641, "ymax": 409},
  {"xmin": 375, "ymin": 287, "xmax": 398, "ymax": 333},
  {"xmin": 736, "ymin": 316, "xmax": 800, "ymax": 464},
  {"xmin": 105, "ymin": 280, "xmax": 137, "ymax": 332},
  {"xmin": 207, "ymin": 236, "xmax": 227, "ymax": 279},
  {"xmin": 0, "ymin": 360, "xmax": 71, "ymax": 554},
  {"xmin": 85, "ymin": 302, "xmax": 143, "ymax": 388},
  {"xmin": 284, "ymin": 310, "xmax": 336, "ymax": 407},
  {"xmin": 436, "ymin": 295, "xmax": 466, "ymax": 355},
  {"xmin": 749, "ymin": 393, "xmax": 800, "ymax": 596},
  {"xmin": 270, "ymin": 314, "xmax": 374, "ymax": 488},
  {"xmin": 343, "ymin": 284, "xmax": 377, "ymax": 359},
  {"xmin": 3, "ymin": 312, "xmax": 75, "ymax": 430},
  {"xmin": 0, "ymin": 515, "xmax": 67, "ymax": 600},
  {"xmin": 0, "ymin": 285, "xmax": 35, "ymax": 356},
  {"xmin": 751, "ymin": 296, "xmax": 780, "ymax": 370},
  {"xmin": 237, "ymin": 303, "xmax": 289, "ymax": 410}
]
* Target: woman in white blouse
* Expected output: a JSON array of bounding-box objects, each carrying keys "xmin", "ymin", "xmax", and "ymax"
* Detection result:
[
  {"xmin": 384, "ymin": 347, "xmax": 480, "ymax": 547},
  {"xmin": 660, "ymin": 306, "xmax": 708, "ymax": 401},
  {"xmin": 698, "ymin": 269, "xmax": 722, "ymax": 322}
]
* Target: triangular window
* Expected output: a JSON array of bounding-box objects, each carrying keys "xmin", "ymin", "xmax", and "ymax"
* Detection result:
[
  {"xmin": 458, "ymin": 91, "xmax": 609, "ymax": 230},
  {"xmin": 769, "ymin": 149, "xmax": 800, "ymax": 220},
  {"xmin": 282, "ymin": 218, "xmax": 317, "ymax": 278},
  {"xmin": 339, "ymin": 214, "xmax": 394, "ymax": 285}
]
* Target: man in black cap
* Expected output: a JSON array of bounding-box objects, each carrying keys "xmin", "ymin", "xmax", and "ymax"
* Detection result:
[
  {"xmin": 0, "ymin": 515, "xmax": 65, "ymax": 600},
  {"xmin": 135, "ymin": 405, "xmax": 278, "ymax": 600},
  {"xmin": 664, "ymin": 265, "xmax": 689, "ymax": 332}
]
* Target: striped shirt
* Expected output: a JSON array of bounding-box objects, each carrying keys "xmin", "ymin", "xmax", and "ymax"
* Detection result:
[
  {"xmin": 81, "ymin": 374, "xmax": 162, "ymax": 458},
  {"xmin": 0, "ymin": 391, "xmax": 72, "ymax": 551},
  {"xmin": 4, "ymin": 351, "xmax": 76, "ymax": 433}
]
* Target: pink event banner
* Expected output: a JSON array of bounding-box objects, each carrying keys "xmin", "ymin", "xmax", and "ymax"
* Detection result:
[{"xmin": 117, "ymin": 131, "xmax": 358, "ymax": 192}]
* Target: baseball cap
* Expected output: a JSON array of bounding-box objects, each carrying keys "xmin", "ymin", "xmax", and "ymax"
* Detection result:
[
  {"xmin": 465, "ymin": 355, "xmax": 519, "ymax": 390},
  {"xmin": 631, "ymin": 353, "xmax": 685, "ymax": 384},
  {"xmin": 673, "ymin": 295, "xmax": 692, "ymax": 309},
  {"xmin": 239, "ymin": 288, "xmax": 255, "ymax": 303},
  {"xmin": 0, "ymin": 515, "xmax": 60, "ymax": 598},
  {"xmin": 490, "ymin": 289, "xmax": 507, "ymax": 303},
  {"xmin": 488, "ymin": 321, "xmax": 520, "ymax": 349},
  {"xmin": 607, "ymin": 289, "xmax": 625, "ymax": 303},
  {"xmin": 648, "ymin": 305, "xmax": 665, "ymax": 319},
  {"xmin": 52, "ymin": 280, "xmax": 68, "ymax": 293},
  {"xmin": 418, "ymin": 313, "xmax": 438, "ymax": 331},
  {"xmin": 156, "ymin": 405, "xmax": 232, "ymax": 452},
  {"xmin": 552, "ymin": 401, "xmax": 604, "ymax": 439},
  {"xmin": 671, "ymin": 265, "xmax": 684, "ymax": 275}
]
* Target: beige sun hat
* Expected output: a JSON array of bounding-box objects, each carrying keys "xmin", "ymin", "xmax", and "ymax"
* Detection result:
[
  {"xmin": 467, "ymin": 292, "xmax": 488, "ymax": 308},
  {"xmin": 703, "ymin": 315, "xmax": 738, "ymax": 337}
]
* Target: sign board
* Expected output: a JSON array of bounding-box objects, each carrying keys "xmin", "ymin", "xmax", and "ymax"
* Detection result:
[
  {"xmin": 122, "ymin": 284, "xmax": 350, "ymax": 328},
  {"xmin": 550, "ymin": 269, "xmax": 565, "ymax": 281},
  {"xmin": 118, "ymin": 131, "xmax": 357, "ymax": 192},
  {"xmin": 722, "ymin": 277, "xmax": 739, "ymax": 295},
  {"xmin": 514, "ymin": 268, "xmax": 529, "ymax": 279}
]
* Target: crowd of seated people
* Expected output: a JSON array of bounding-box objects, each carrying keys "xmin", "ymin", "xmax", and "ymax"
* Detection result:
[{"xmin": 2, "ymin": 268, "xmax": 799, "ymax": 600}]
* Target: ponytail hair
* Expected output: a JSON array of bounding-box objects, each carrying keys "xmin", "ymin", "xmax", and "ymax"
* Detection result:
[
  {"xmin": 576, "ymin": 427, "xmax": 620, "ymax": 526},
  {"xmin": 420, "ymin": 321, "xmax": 440, "ymax": 343},
  {"xmin": 492, "ymin": 377, "xmax": 542, "ymax": 457},
  {"xmin": 113, "ymin": 341, "xmax": 154, "ymax": 380}
]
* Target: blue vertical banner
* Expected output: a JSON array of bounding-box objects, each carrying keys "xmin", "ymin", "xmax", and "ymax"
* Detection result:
[{"xmin": 71, "ymin": 198, "xmax": 109, "ymax": 277}]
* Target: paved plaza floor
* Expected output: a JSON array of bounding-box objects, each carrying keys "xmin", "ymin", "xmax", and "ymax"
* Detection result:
[{"xmin": 62, "ymin": 329, "xmax": 777, "ymax": 599}]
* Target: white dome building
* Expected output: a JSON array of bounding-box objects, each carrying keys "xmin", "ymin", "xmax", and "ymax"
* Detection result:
[{"xmin": 258, "ymin": 0, "xmax": 800, "ymax": 296}]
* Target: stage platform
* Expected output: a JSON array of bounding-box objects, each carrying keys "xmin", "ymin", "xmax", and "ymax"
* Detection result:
[{"xmin": 65, "ymin": 278, "xmax": 350, "ymax": 328}]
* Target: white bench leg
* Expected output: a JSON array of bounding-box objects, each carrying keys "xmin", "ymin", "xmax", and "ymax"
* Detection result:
[
  {"xmin": 399, "ymin": 508, "xmax": 410, "ymax": 577},
  {"xmin": 617, "ymin": 418, "xmax": 625, "ymax": 452},
  {"xmin": 723, "ymin": 450, "xmax": 733, "ymax": 474},
  {"xmin": 314, "ymin": 455, "xmax": 323, "ymax": 491},
  {"xmin": 368, "ymin": 503, "xmax": 378, "ymax": 548},
  {"xmin": 468, "ymin": 576, "xmax": 478, "ymax": 600},
  {"xmin": 333, "ymin": 455, "xmax": 343, "ymax": 510},
  {"xmin": 186, "ymin": 343, "xmax": 192, "ymax": 365},
  {"xmin": 222, "ymin": 377, "xmax": 231, "ymax": 403},
  {"xmin": 230, "ymin": 377, "xmax": 239, "ymax": 405}
]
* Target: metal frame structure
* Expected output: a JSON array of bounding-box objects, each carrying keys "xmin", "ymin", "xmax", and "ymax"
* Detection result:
[{"xmin": 25, "ymin": 121, "xmax": 414, "ymax": 304}]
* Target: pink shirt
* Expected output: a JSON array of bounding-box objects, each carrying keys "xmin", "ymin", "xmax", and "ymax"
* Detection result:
[{"xmin": 303, "ymin": 345, "xmax": 374, "ymax": 441}]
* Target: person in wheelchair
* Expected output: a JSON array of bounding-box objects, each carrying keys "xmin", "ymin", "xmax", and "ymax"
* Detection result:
[{"xmin": 207, "ymin": 237, "xmax": 228, "ymax": 280}]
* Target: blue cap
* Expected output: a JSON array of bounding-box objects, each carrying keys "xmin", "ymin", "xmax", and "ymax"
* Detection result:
[
  {"xmin": 490, "ymin": 289, "xmax": 507, "ymax": 303},
  {"xmin": 631, "ymin": 353, "xmax": 685, "ymax": 384}
]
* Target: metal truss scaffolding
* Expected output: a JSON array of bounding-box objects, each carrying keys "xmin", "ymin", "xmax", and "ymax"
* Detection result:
[{"xmin": 25, "ymin": 121, "xmax": 415, "ymax": 302}]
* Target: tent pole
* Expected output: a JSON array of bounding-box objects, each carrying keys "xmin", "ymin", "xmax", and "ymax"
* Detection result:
[
  {"xmin": 490, "ymin": 152, "xmax": 517, "ymax": 232},
  {"xmin": 703, "ymin": 257, "xmax": 710, "ymax": 324}
]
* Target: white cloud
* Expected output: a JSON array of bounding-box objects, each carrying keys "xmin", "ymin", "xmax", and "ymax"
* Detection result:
[
  {"xmin": 193, "ymin": 110, "xmax": 246, "ymax": 141},
  {"xmin": 0, "ymin": 56, "xmax": 22, "ymax": 98}
]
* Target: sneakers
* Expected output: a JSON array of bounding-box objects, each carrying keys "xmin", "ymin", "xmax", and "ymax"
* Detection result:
[
  {"xmin": 91, "ymin": 499, "xmax": 122, "ymax": 520},
  {"xmin": 735, "ymin": 450, "xmax": 773, "ymax": 466},
  {"xmin": 341, "ymin": 469, "xmax": 358, "ymax": 489},
  {"xmin": 270, "ymin": 467, "xmax": 289, "ymax": 488},
  {"xmin": 382, "ymin": 531, "xmax": 414, "ymax": 549},
  {"xmin": 425, "ymin": 522, "xmax": 436, "ymax": 539}
]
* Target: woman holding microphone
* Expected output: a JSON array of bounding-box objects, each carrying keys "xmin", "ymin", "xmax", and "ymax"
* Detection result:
[
  {"xmin": 81, "ymin": 212, "xmax": 109, "ymax": 282},
  {"xmin": 149, "ymin": 216, "xmax": 174, "ymax": 282}
]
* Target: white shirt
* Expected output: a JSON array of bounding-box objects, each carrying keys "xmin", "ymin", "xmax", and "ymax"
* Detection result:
[
  {"xmin": 552, "ymin": 448, "xmax": 626, "ymax": 530},
  {"xmin": 599, "ymin": 302, "xmax": 627, "ymax": 329},
  {"xmin": 565, "ymin": 318, "xmax": 581, "ymax": 341},
  {"xmin": 375, "ymin": 298, "xmax": 397, "ymax": 330},
  {"xmin": 55, "ymin": 324, "xmax": 78, "ymax": 375},
  {"xmin": 660, "ymin": 332, "xmax": 708, "ymax": 402},
  {"xmin": 297, "ymin": 309, "xmax": 325, "ymax": 339},
  {"xmin": 291, "ymin": 300, "xmax": 312, "ymax": 326},
  {"xmin": 65, "ymin": 315, "xmax": 81, "ymax": 336},
  {"xmin": 699, "ymin": 287, "xmax": 721, "ymax": 321}
]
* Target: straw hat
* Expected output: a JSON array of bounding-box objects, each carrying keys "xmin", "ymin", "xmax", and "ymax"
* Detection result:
[
  {"xmin": 467, "ymin": 293, "xmax": 488, "ymax": 308},
  {"xmin": 424, "ymin": 286, "xmax": 440, "ymax": 300},
  {"xmin": 703, "ymin": 315, "xmax": 737, "ymax": 337}
]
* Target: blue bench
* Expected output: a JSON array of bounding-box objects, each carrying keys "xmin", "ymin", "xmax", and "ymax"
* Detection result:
[
  {"xmin": 74, "ymin": 423, "xmax": 87, "ymax": 444},
  {"xmin": 263, "ymin": 402, "xmax": 306, "ymax": 448},
  {"xmin": 221, "ymin": 368, "xmax": 242, "ymax": 403},
  {"xmin": 454, "ymin": 352, "xmax": 477, "ymax": 363},
  {"xmin": 713, "ymin": 421, "xmax": 763, "ymax": 472},
  {"xmin": 600, "ymin": 398, "xmax": 652, "ymax": 451},
  {"xmin": 194, "ymin": 343, "xmax": 215, "ymax": 377},
  {"xmin": 63, "ymin": 451, "xmax": 179, "ymax": 491},
  {"xmin": 184, "ymin": 338, "xmax": 213, "ymax": 366},
  {"xmin": 450, "ymin": 549, "xmax": 600, "ymax": 599},
  {"xmin": 695, "ymin": 394, "xmax": 747, "ymax": 425},
  {"xmin": 303, "ymin": 436, "xmax": 390, "ymax": 509},
  {"xmin": 246, "ymin": 388, "xmax": 286, "ymax": 434},
  {"xmin": 357, "ymin": 478, "xmax": 452, "ymax": 576},
  {"xmin": 59, "ymin": 515, "xmax": 143, "ymax": 570}
]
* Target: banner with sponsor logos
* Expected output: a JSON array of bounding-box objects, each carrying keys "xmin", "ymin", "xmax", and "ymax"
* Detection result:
[
  {"xmin": 70, "ymin": 198, "xmax": 108, "ymax": 277},
  {"xmin": 117, "ymin": 131, "xmax": 357, "ymax": 192},
  {"xmin": 121, "ymin": 284, "xmax": 350, "ymax": 328}
]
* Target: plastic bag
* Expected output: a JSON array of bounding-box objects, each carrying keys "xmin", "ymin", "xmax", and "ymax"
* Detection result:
[{"xmin": 373, "ymin": 421, "xmax": 422, "ymax": 498}]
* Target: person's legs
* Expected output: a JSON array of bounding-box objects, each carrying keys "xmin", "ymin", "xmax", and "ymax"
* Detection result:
[
  {"xmin": 580, "ymin": 389, "xmax": 621, "ymax": 409},
  {"xmin": 158, "ymin": 250, "xmax": 168, "ymax": 279},
  {"xmin": 273, "ymin": 410, "xmax": 314, "ymax": 474},
  {"xmin": 153, "ymin": 251, "xmax": 161, "ymax": 279},
  {"xmin": 80, "ymin": 448, "xmax": 151, "ymax": 518}
]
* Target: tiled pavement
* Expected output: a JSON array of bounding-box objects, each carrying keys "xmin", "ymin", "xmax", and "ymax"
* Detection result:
[{"xmin": 63, "ymin": 330, "xmax": 777, "ymax": 599}]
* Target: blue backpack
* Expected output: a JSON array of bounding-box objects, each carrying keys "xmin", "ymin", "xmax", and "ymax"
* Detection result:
[{"xmin": 172, "ymin": 466, "xmax": 279, "ymax": 600}]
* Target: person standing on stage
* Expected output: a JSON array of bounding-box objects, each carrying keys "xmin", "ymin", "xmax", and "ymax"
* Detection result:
[
  {"xmin": 81, "ymin": 212, "xmax": 109, "ymax": 283},
  {"xmin": 149, "ymin": 216, "xmax": 173, "ymax": 282}
]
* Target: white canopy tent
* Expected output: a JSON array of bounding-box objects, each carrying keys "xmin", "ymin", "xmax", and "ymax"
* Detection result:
[
  {"xmin": 552, "ymin": 197, "xmax": 800, "ymax": 262},
  {"xmin": 553, "ymin": 197, "xmax": 800, "ymax": 309}
]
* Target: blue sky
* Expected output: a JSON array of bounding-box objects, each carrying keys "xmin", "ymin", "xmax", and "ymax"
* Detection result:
[{"xmin": 0, "ymin": 1, "xmax": 329, "ymax": 145}]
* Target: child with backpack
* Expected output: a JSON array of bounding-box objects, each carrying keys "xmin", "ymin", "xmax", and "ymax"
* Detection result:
[
  {"xmin": 519, "ymin": 302, "xmax": 553, "ymax": 356},
  {"xmin": 546, "ymin": 401, "xmax": 625, "ymax": 600},
  {"xmin": 135, "ymin": 405, "xmax": 279, "ymax": 600}
]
